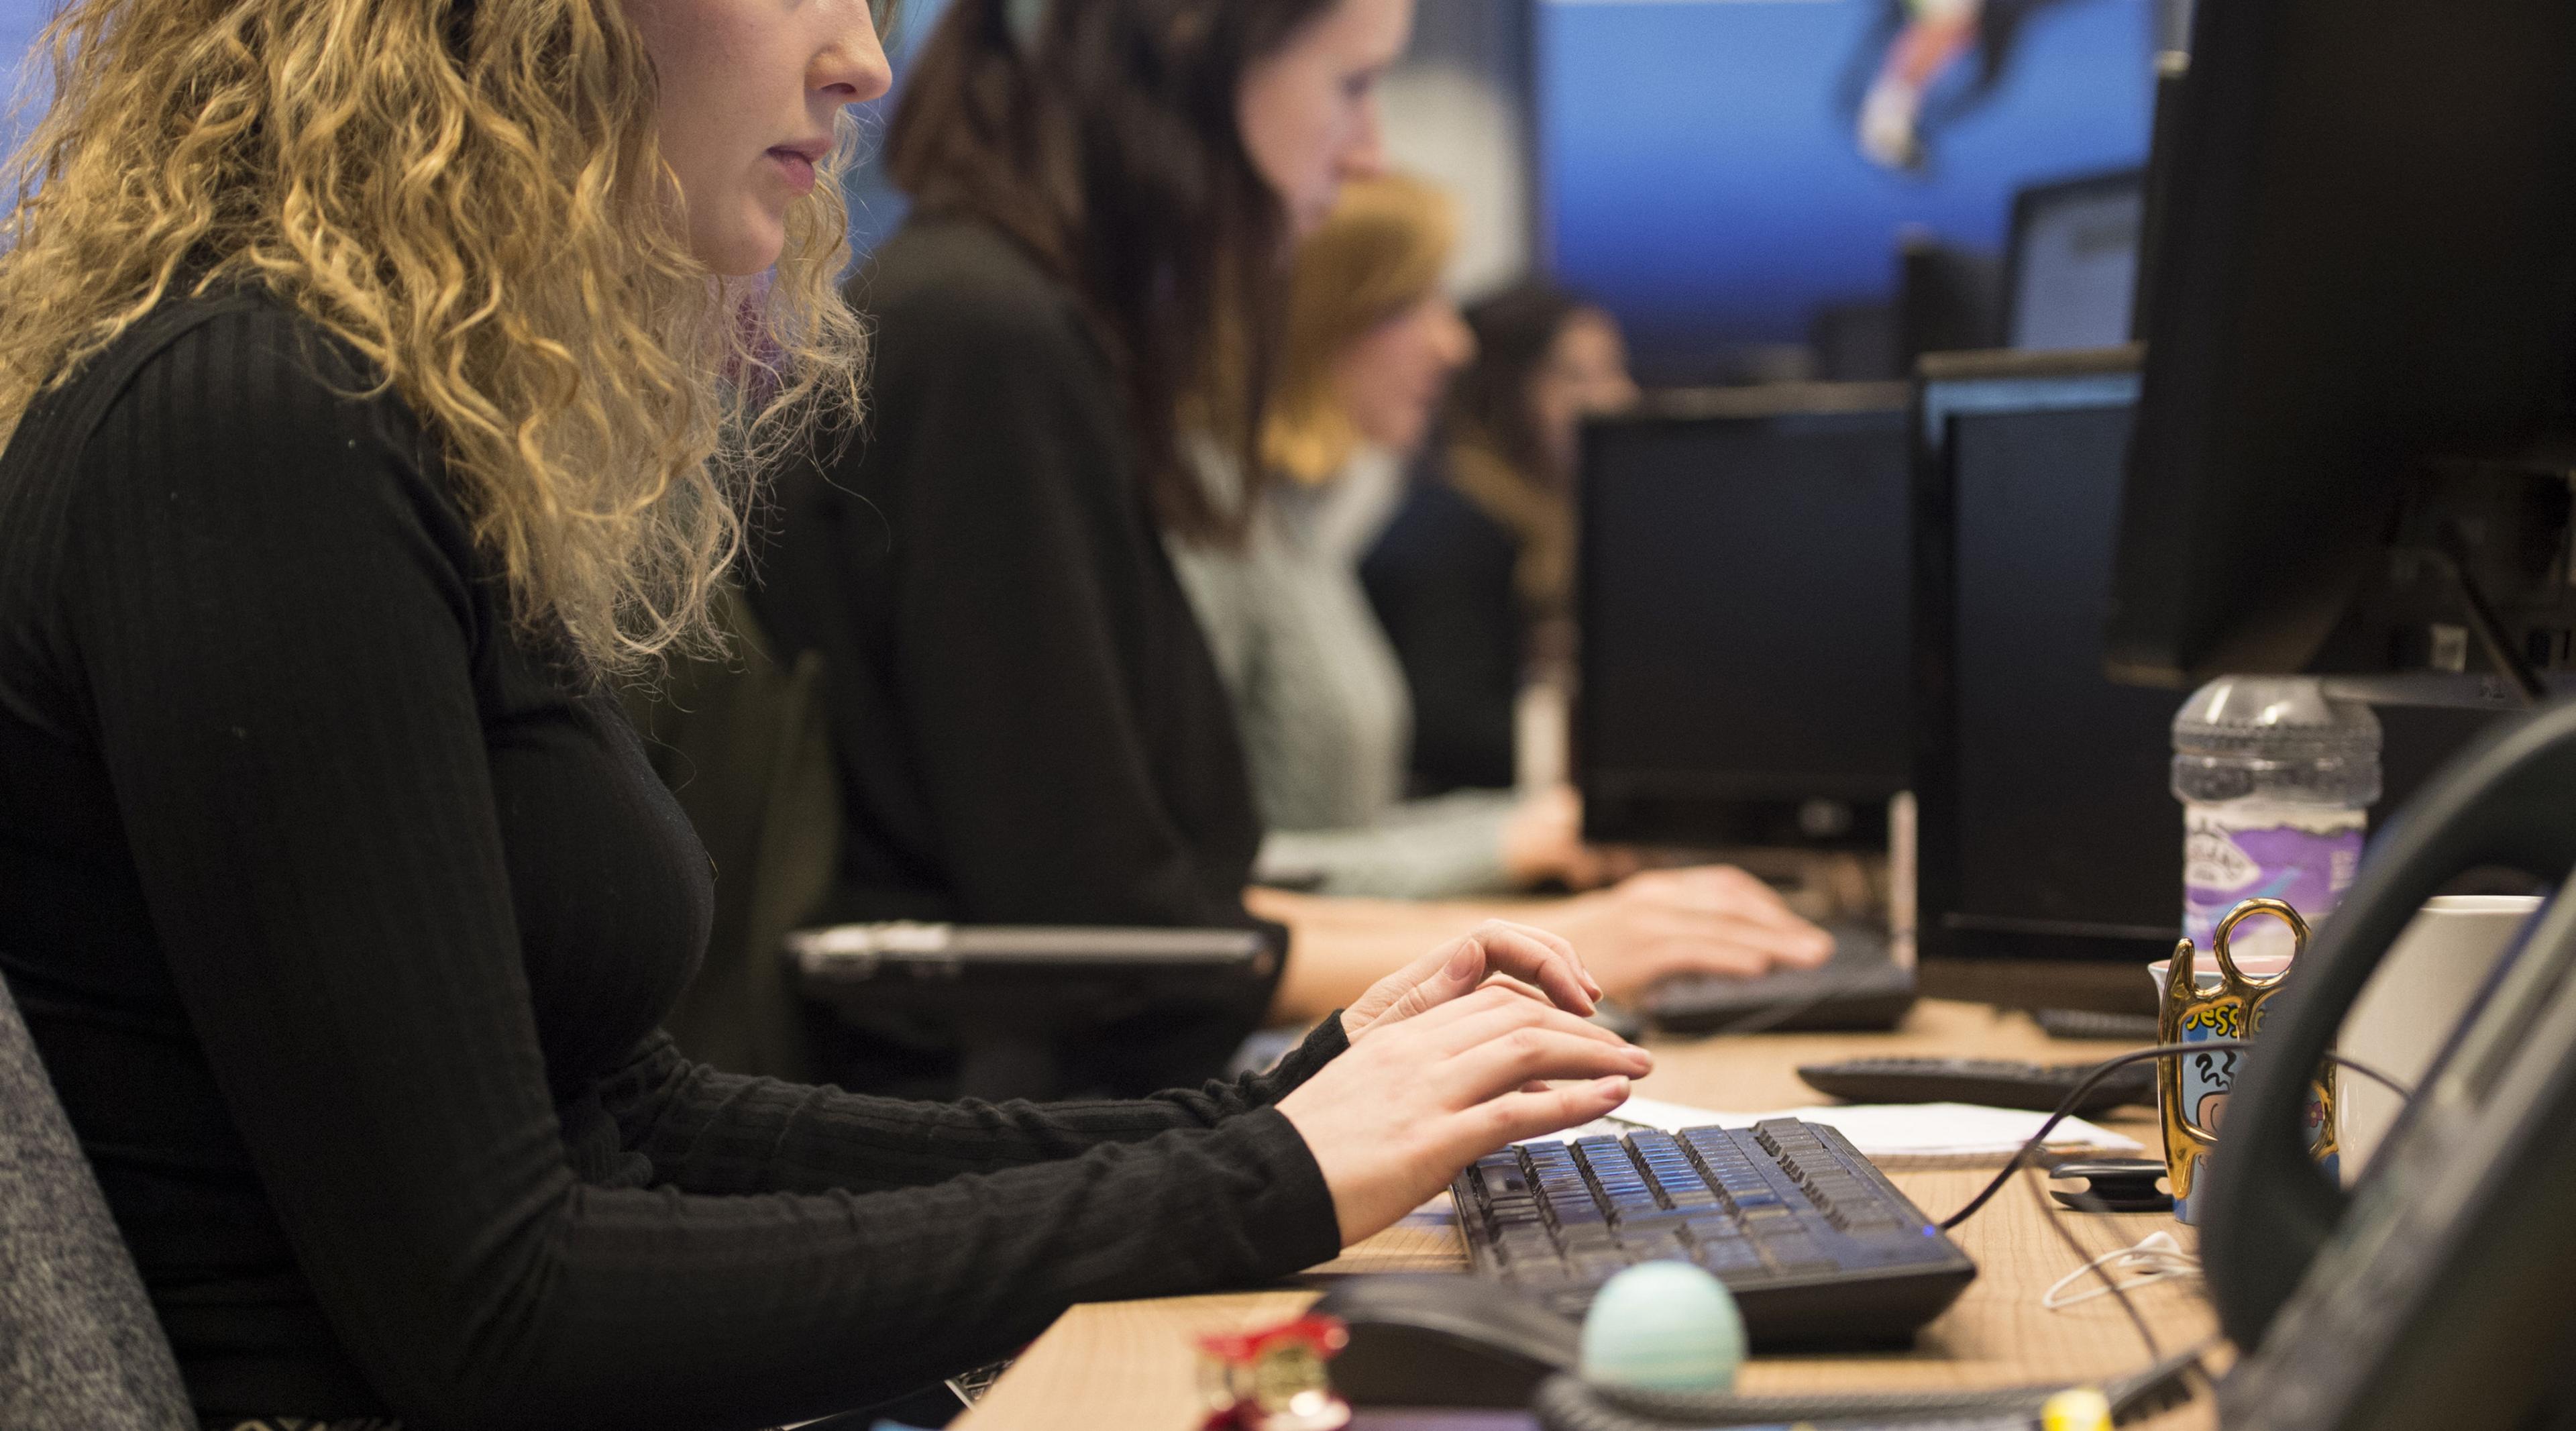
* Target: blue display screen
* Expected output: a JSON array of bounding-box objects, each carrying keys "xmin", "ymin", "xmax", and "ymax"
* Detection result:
[{"xmin": 1540, "ymin": 0, "xmax": 2156, "ymax": 380}]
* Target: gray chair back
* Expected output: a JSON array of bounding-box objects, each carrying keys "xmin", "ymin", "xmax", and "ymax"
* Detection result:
[{"xmin": 0, "ymin": 974, "xmax": 195, "ymax": 1430}]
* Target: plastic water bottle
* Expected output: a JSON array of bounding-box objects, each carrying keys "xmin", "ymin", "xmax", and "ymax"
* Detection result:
[{"xmin": 2171, "ymin": 677, "xmax": 2381, "ymax": 962}]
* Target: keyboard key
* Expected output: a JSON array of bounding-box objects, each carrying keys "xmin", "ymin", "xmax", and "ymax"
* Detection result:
[
  {"xmin": 1629, "ymin": 1230, "xmax": 1695, "ymax": 1264},
  {"xmin": 1759, "ymin": 1244, "xmax": 1837, "ymax": 1276},
  {"xmin": 1695, "ymin": 1238, "xmax": 1766, "ymax": 1275}
]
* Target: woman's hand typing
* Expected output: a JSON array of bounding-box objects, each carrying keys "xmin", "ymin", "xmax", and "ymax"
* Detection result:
[
  {"xmin": 1339, "ymin": 918, "xmax": 1601, "ymax": 1041},
  {"xmin": 1284, "ymin": 924, "xmax": 1649, "ymax": 1245},
  {"xmin": 1548, "ymin": 865, "xmax": 1836, "ymax": 1003}
]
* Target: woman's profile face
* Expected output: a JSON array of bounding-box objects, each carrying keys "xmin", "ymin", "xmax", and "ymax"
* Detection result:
[
  {"xmin": 1334, "ymin": 290, "xmax": 1474, "ymax": 460},
  {"xmin": 1531, "ymin": 309, "xmax": 1640, "ymax": 482},
  {"xmin": 1238, "ymin": 0, "xmax": 1414, "ymax": 237},
  {"xmin": 626, "ymin": 0, "xmax": 894, "ymax": 276}
]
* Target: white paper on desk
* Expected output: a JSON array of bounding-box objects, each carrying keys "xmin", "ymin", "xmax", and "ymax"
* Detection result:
[{"xmin": 1529, "ymin": 1095, "xmax": 2141, "ymax": 1160}]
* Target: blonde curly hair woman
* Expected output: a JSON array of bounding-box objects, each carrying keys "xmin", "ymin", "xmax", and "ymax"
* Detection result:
[{"xmin": 0, "ymin": 1, "xmax": 1647, "ymax": 1426}]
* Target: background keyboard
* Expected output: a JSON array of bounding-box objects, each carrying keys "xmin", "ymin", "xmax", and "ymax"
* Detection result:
[
  {"xmin": 1454, "ymin": 1119, "xmax": 1975, "ymax": 1346},
  {"xmin": 1640, "ymin": 929, "xmax": 1918, "ymax": 1035},
  {"xmin": 1796, "ymin": 1055, "xmax": 2157, "ymax": 1116}
]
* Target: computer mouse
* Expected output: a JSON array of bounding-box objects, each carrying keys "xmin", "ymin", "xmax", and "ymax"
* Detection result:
[{"xmin": 1312, "ymin": 1273, "xmax": 1580, "ymax": 1408}]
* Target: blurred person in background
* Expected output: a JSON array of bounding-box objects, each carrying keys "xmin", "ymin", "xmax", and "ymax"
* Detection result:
[
  {"xmin": 1364, "ymin": 281, "xmax": 1637, "ymax": 796},
  {"xmin": 757, "ymin": 0, "xmax": 1440, "ymax": 1098},
  {"xmin": 1174, "ymin": 176, "xmax": 1832, "ymax": 970},
  {"xmin": 759, "ymin": 0, "xmax": 1824, "ymax": 1103}
]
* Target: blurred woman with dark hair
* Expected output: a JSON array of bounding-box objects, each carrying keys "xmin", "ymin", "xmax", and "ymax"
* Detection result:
[
  {"xmin": 1364, "ymin": 282, "xmax": 1641, "ymax": 795},
  {"xmin": 757, "ymin": 0, "xmax": 1433, "ymax": 1095}
]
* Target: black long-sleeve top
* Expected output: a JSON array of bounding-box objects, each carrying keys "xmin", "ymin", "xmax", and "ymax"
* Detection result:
[
  {"xmin": 0, "ymin": 290, "xmax": 1344, "ymax": 1430},
  {"xmin": 758, "ymin": 217, "xmax": 1265, "ymax": 930},
  {"xmin": 753, "ymin": 217, "xmax": 1277, "ymax": 1094},
  {"xmin": 1361, "ymin": 470, "xmax": 1525, "ymax": 794}
]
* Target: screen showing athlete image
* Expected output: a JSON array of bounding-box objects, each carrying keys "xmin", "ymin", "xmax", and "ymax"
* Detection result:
[
  {"xmin": 1540, "ymin": 0, "xmax": 2154, "ymax": 381},
  {"xmin": 1849, "ymin": 0, "xmax": 2082, "ymax": 172}
]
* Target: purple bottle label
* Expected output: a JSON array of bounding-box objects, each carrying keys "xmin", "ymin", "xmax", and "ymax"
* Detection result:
[{"xmin": 2182, "ymin": 804, "xmax": 2365, "ymax": 949}]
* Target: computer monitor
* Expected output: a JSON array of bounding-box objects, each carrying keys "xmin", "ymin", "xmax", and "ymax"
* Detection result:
[
  {"xmin": 1576, "ymin": 385, "xmax": 1913, "ymax": 851},
  {"xmin": 1915, "ymin": 350, "xmax": 2503, "ymax": 972},
  {"xmin": 2000, "ymin": 170, "xmax": 2144, "ymax": 352},
  {"xmin": 2105, "ymin": 0, "xmax": 2576, "ymax": 697},
  {"xmin": 1896, "ymin": 237, "xmax": 2003, "ymax": 372}
]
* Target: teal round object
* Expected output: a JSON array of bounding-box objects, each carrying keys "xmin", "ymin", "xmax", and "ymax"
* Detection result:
[{"xmin": 1578, "ymin": 1261, "xmax": 1747, "ymax": 1391}]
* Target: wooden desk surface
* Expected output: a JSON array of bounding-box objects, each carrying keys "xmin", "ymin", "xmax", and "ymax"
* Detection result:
[{"xmin": 959, "ymin": 1000, "xmax": 2218, "ymax": 1430}]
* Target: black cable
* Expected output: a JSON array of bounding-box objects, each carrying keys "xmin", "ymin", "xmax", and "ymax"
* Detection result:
[
  {"xmin": 1939, "ymin": 1041, "xmax": 2414, "ymax": 1232},
  {"xmin": 2434, "ymin": 523, "xmax": 2547, "ymax": 704},
  {"xmin": 1528, "ymin": 1344, "xmax": 2213, "ymax": 1431},
  {"xmin": 2026, "ymin": 1148, "xmax": 2161, "ymax": 1360}
]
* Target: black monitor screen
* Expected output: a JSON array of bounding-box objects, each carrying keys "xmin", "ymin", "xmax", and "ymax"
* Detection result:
[
  {"xmin": 1924, "ymin": 360, "xmax": 2510, "ymax": 965},
  {"xmin": 2106, "ymin": 0, "xmax": 2576, "ymax": 688},
  {"xmin": 1578, "ymin": 403, "xmax": 1911, "ymax": 848},
  {"xmin": 1952, "ymin": 398, "xmax": 2178, "ymax": 947}
]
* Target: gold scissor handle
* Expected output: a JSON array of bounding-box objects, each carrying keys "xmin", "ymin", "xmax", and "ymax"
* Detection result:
[{"xmin": 2211, "ymin": 896, "xmax": 2310, "ymax": 990}]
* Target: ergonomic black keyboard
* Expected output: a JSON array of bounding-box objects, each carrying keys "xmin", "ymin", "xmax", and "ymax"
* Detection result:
[
  {"xmin": 1454, "ymin": 1120, "xmax": 1975, "ymax": 1346},
  {"xmin": 1640, "ymin": 929, "xmax": 1917, "ymax": 1035},
  {"xmin": 1796, "ymin": 1056, "xmax": 2157, "ymax": 1118}
]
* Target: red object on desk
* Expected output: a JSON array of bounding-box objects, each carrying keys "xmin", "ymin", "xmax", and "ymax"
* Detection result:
[{"xmin": 1199, "ymin": 1313, "xmax": 1353, "ymax": 1430}]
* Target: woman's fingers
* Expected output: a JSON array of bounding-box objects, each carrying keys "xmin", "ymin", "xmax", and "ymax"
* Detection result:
[
  {"xmin": 1625, "ymin": 938, "xmax": 1772, "ymax": 984},
  {"xmin": 1377, "ymin": 935, "xmax": 1486, "ymax": 1024},
  {"xmin": 1468, "ymin": 1077, "xmax": 1637, "ymax": 1151},
  {"xmin": 1442, "ymin": 1024, "xmax": 1652, "ymax": 1101},
  {"xmin": 1620, "ymin": 901, "xmax": 1835, "ymax": 970},
  {"xmin": 1465, "ymin": 919, "xmax": 1599, "ymax": 1012},
  {"xmin": 1411, "ymin": 984, "xmax": 1639, "ymax": 1059},
  {"xmin": 1624, "ymin": 866, "xmax": 1807, "ymax": 924}
]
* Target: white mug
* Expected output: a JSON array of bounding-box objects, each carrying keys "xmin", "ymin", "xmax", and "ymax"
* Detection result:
[{"xmin": 2338, "ymin": 894, "xmax": 2542, "ymax": 1175}]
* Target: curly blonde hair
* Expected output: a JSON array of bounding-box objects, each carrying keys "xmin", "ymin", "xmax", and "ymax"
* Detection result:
[{"xmin": 0, "ymin": 0, "xmax": 873, "ymax": 676}]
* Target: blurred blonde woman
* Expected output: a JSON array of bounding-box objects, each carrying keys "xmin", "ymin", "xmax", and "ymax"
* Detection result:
[
  {"xmin": 0, "ymin": 2, "xmax": 1650, "ymax": 1426},
  {"xmin": 1173, "ymin": 174, "xmax": 1833, "ymax": 998}
]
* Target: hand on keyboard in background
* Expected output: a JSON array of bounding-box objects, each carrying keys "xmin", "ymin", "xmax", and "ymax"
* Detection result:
[
  {"xmin": 1280, "ymin": 984, "xmax": 1652, "ymax": 1245},
  {"xmin": 1541, "ymin": 866, "xmax": 1836, "ymax": 1002},
  {"xmin": 1340, "ymin": 918, "xmax": 1602, "ymax": 1041}
]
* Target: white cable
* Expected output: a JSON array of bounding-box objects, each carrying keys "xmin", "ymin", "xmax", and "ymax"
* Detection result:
[{"xmin": 2041, "ymin": 1230, "xmax": 2202, "ymax": 1311}]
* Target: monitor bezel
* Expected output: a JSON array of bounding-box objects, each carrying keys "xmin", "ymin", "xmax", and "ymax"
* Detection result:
[
  {"xmin": 1574, "ymin": 383, "xmax": 1915, "ymax": 853},
  {"xmin": 1911, "ymin": 347, "xmax": 2167, "ymax": 965}
]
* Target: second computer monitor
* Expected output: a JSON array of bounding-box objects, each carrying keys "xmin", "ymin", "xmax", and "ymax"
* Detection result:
[
  {"xmin": 1577, "ymin": 386, "xmax": 1913, "ymax": 850},
  {"xmin": 1915, "ymin": 350, "xmax": 2509, "ymax": 968},
  {"xmin": 2002, "ymin": 168, "xmax": 2145, "ymax": 353}
]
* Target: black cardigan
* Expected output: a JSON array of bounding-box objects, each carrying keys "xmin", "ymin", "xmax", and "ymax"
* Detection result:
[
  {"xmin": 1361, "ymin": 467, "xmax": 1526, "ymax": 794},
  {"xmin": 0, "ymin": 290, "xmax": 1342, "ymax": 1430},
  {"xmin": 755, "ymin": 217, "xmax": 1278, "ymax": 1094}
]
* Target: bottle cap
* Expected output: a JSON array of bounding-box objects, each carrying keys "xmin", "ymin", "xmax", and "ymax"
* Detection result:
[{"xmin": 2172, "ymin": 676, "xmax": 2381, "ymax": 760}]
